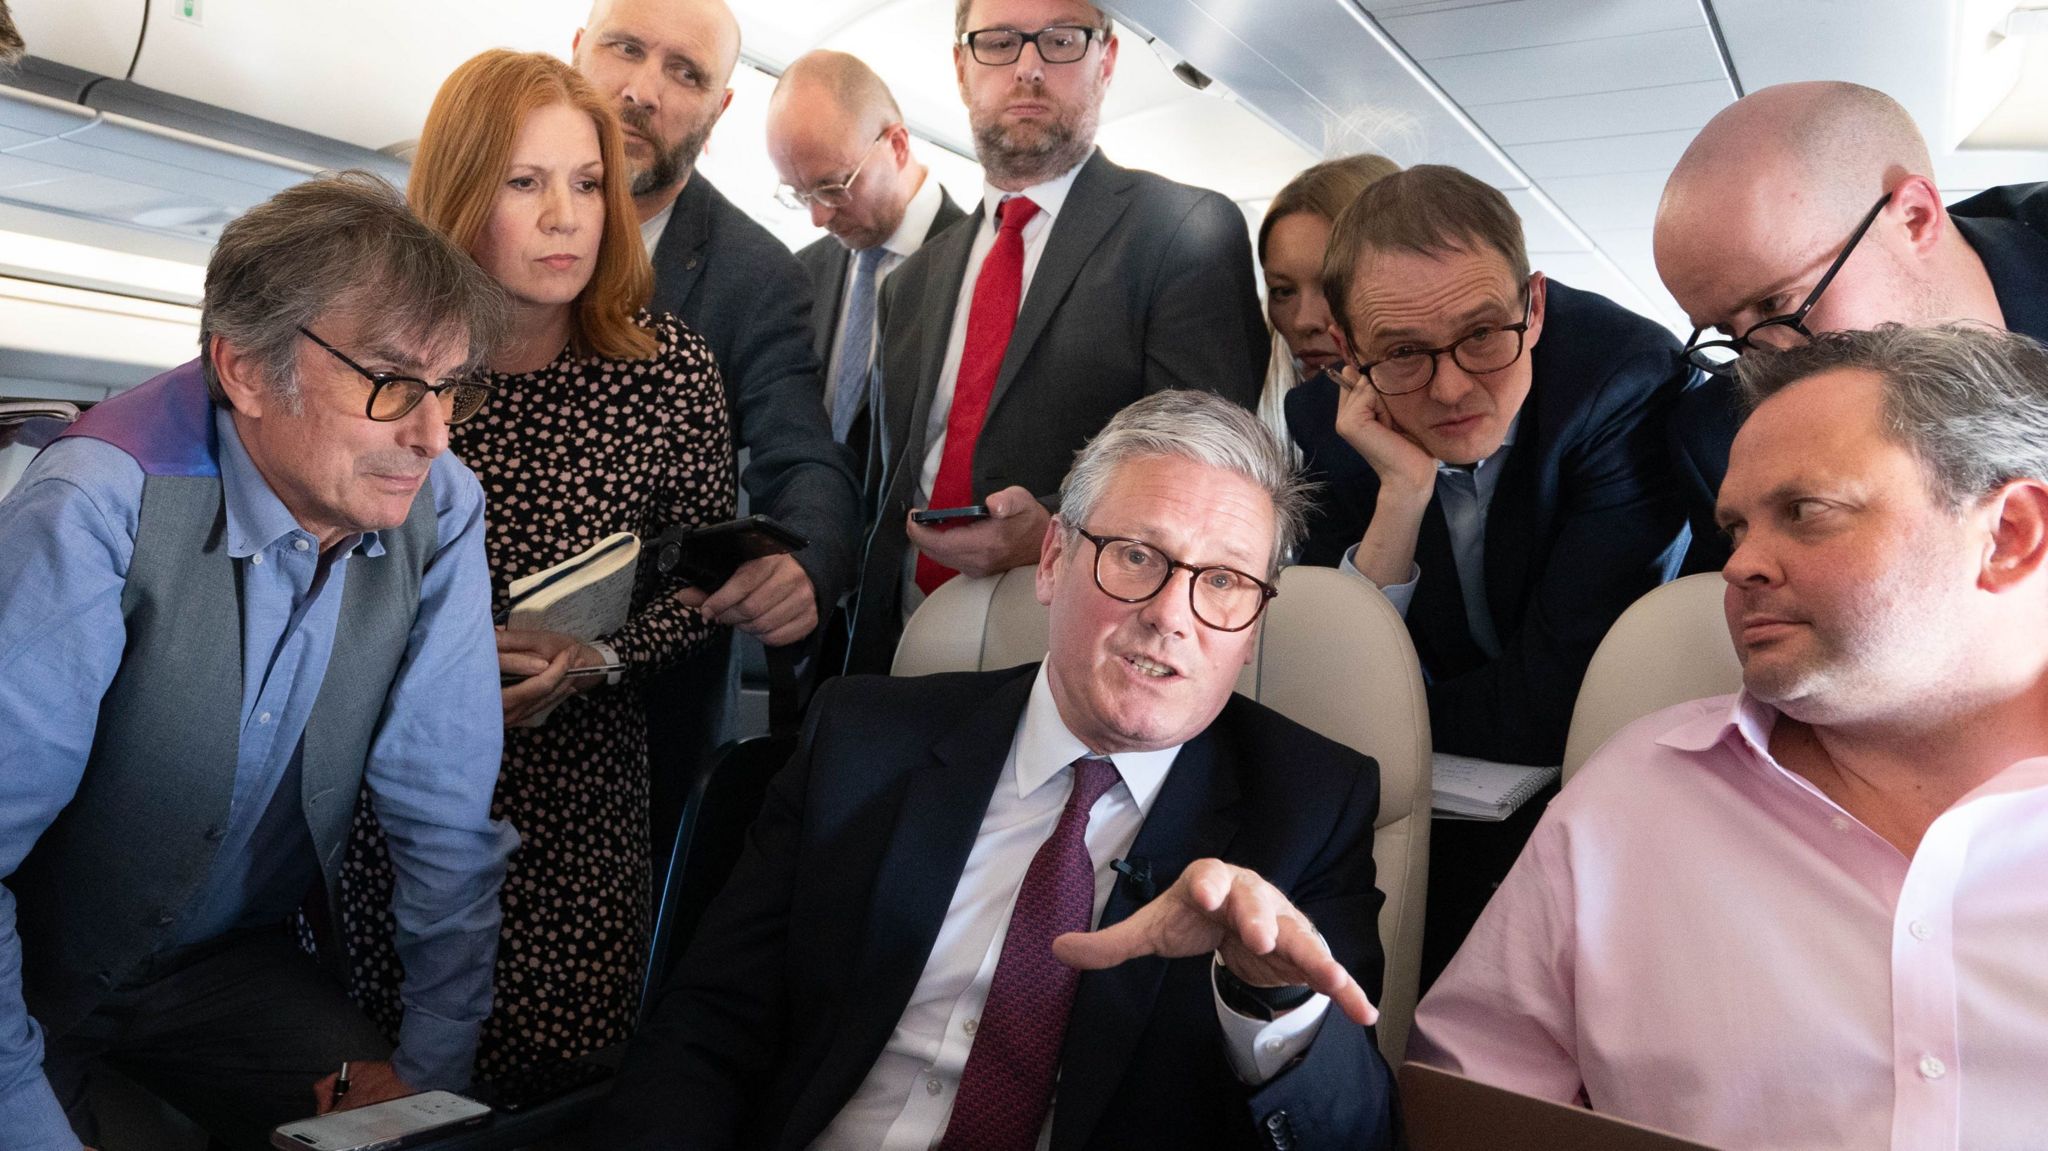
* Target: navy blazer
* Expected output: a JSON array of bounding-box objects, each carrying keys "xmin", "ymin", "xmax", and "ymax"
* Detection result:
[
  {"xmin": 650, "ymin": 173, "xmax": 862, "ymax": 610},
  {"xmin": 1668, "ymin": 180, "xmax": 2048, "ymax": 574},
  {"xmin": 1288, "ymin": 280, "xmax": 1689, "ymax": 765},
  {"xmin": 595, "ymin": 665, "xmax": 1396, "ymax": 1151},
  {"xmin": 845, "ymin": 150, "xmax": 1267, "ymax": 674}
]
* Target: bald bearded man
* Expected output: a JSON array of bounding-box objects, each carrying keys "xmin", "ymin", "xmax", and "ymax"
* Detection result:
[
  {"xmin": 1653, "ymin": 81, "xmax": 2048, "ymax": 571},
  {"xmin": 767, "ymin": 51, "xmax": 967, "ymax": 466}
]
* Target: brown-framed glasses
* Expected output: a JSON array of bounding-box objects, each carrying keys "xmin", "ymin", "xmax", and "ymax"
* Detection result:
[
  {"xmin": 298, "ymin": 327, "xmax": 494, "ymax": 426},
  {"xmin": 1073, "ymin": 526, "xmax": 1278, "ymax": 632},
  {"xmin": 1357, "ymin": 282, "xmax": 1535, "ymax": 396}
]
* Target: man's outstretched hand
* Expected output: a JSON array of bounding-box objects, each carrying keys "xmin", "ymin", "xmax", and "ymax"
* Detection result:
[{"xmin": 1051, "ymin": 858, "xmax": 1378, "ymax": 1027}]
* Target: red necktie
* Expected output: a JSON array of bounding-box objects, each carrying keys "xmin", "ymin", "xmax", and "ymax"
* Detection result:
[
  {"xmin": 916, "ymin": 195, "xmax": 1042, "ymax": 595},
  {"xmin": 938, "ymin": 755, "xmax": 1120, "ymax": 1151}
]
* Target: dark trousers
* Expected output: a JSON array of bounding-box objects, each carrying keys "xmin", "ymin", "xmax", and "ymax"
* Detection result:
[{"xmin": 43, "ymin": 929, "xmax": 393, "ymax": 1151}]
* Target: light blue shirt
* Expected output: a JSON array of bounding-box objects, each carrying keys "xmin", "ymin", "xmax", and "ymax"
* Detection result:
[
  {"xmin": 1343, "ymin": 416, "xmax": 1520, "ymax": 660},
  {"xmin": 0, "ymin": 411, "xmax": 515, "ymax": 1150}
]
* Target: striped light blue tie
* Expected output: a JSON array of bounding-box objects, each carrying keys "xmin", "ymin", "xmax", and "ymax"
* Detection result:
[{"xmin": 832, "ymin": 245, "xmax": 887, "ymax": 443}]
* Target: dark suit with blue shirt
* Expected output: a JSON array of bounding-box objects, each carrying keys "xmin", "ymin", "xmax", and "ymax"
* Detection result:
[{"xmin": 1287, "ymin": 279, "xmax": 1690, "ymax": 767}]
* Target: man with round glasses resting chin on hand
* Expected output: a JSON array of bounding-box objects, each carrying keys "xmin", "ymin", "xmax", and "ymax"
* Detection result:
[
  {"xmin": 0, "ymin": 172, "xmax": 518, "ymax": 1150},
  {"xmin": 1654, "ymin": 80, "xmax": 2048, "ymax": 573},
  {"xmin": 1412, "ymin": 323, "xmax": 2048, "ymax": 1151},
  {"xmin": 593, "ymin": 390, "xmax": 1395, "ymax": 1151},
  {"xmin": 1292, "ymin": 163, "xmax": 1692, "ymax": 770}
]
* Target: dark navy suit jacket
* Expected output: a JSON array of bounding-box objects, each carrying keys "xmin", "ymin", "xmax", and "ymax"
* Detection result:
[
  {"xmin": 1668, "ymin": 180, "xmax": 2048, "ymax": 573},
  {"xmin": 1288, "ymin": 280, "xmax": 1690, "ymax": 765},
  {"xmin": 594, "ymin": 666, "xmax": 1396, "ymax": 1151},
  {"xmin": 650, "ymin": 173, "xmax": 862, "ymax": 610}
]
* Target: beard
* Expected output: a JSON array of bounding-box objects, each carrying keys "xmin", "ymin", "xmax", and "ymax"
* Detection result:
[
  {"xmin": 971, "ymin": 84, "xmax": 1100, "ymax": 187},
  {"xmin": 620, "ymin": 103, "xmax": 712, "ymax": 197}
]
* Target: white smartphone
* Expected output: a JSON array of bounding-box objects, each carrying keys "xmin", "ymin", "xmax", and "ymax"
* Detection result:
[{"xmin": 269, "ymin": 1090, "xmax": 492, "ymax": 1151}]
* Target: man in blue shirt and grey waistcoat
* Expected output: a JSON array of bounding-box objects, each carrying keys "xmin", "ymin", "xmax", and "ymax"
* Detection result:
[{"xmin": 0, "ymin": 172, "xmax": 519, "ymax": 1150}]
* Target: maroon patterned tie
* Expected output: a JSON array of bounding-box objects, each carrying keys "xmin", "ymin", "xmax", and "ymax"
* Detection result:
[{"xmin": 938, "ymin": 755, "xmax": 1122, "ymax": 1151}]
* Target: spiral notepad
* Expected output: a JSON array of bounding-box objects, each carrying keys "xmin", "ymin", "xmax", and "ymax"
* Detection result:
[{"xmin": 1430, "ymin": 753, "xmax": 1560, "ymax": 821}]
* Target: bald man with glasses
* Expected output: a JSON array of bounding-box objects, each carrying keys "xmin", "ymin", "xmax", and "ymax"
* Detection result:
[
  {"xmin": 767, "ymin": 51, "xmax": 968, "ymax": 465},
  {"xmin": 1654, "ymin": 80, "xmax": 2048, "ymax": 571}
]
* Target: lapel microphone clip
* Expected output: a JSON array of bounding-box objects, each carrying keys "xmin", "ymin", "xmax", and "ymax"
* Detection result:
[{"xmin": 1111, "ymin": 856, "xmax": 1156, "ymax": 901}]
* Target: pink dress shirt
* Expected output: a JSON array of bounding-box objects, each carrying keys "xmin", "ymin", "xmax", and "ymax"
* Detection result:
[{"xmin": 1410, "ymin": 693, "xmax": 2048, "ymax": 1151}]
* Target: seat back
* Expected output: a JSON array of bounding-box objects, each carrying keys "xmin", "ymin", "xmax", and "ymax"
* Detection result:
[
  {"xmin": 642, "ymin": 733, "xmax": 793, "ymax": 1015},
  {"xmin": 894, "ymin": 565, "xmax": 1432, "ymax": 1064},
  {"xmin": 1562, "ymin": 573, "xmax": 1742, "ymax": 783}
]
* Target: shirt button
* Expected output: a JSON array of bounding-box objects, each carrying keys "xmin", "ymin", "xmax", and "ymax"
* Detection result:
[
  {"xmin": 294, "ymin": 538, "xmax": 310, "ymax": 552},
  {"xmin": 1830, "ymin": 817, "xmax": 1850, "ymax": 832},
  {"xmin": 249, "ymin": 553, "xmax": 264, "ymax": 566},
  {"xmin": 1919, "ymin": 1055, "xmax": 1947, "ymax": 1080},
  {"xmin": 926, "ymin": 1078, "xmax": 943, "ymax": 1096},
  {"xmin": 962, "ymin": 1019, "xmax": 977, "ymax": 1035},
  {"xmin": 1909, "ymin": 920, "xmax": 1933, "ymax": 941},
  {"xmin": 1264, "ymin": 1038, "xmax": 1287, "ymax": 1054},
  {"xmin": 259, "ymin": 711, "xmax": 272, "ymax": 725}
]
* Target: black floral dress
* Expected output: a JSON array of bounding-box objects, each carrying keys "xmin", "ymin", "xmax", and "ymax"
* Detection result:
[{"xmin": 334, "ymin": 311, "xmax": 735, "ymax": 1080}]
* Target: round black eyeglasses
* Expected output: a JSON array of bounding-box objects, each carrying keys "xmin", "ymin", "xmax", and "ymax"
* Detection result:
[{"xmin": 1679, "ymin": 192, "xmax": 1893, "ymax": 376}]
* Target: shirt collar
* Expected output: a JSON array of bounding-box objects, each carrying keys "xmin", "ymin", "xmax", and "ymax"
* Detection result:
[
  {"xmin": 1657, "ymin": 687, "xmax": 2048, "ymax": 810},
  {"xmin": 881, "ymin": 170, "xmax": 946, "ymax": 260},
  {"xmin": 1011, "ymin": 663, "xmax": 1178, "ymax": 812},
  {"xmin": 979, "ymin": 154, "xmax": 1088, "ymax": 233},
  {"xmin": 639, "ymin": 199, "xmax": 677, "ymax": 259},
  {"xmin": 1437, "ymin": 412, "xmax": 1520, "ymax": 478},
  {"xmin": 214, "ymin": 407, "xmax": 383, "ymax": 559}
]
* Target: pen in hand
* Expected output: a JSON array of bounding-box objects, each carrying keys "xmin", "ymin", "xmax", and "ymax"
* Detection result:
[{"xmin": 332, "ymin": 1061, "xmax": 351, "ymax": 1105}]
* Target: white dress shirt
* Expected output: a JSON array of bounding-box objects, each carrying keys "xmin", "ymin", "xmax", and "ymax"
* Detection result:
[
  {"xmin": 822, "ymin": 172, "xmax": 949, "ymax": 413},
  {"xmin": 811, "ymin": 665, "xmax": 1328, "ymax": 1151},
  {"xmin": 638, "ymin": 197, "xmax": 677, "ymax": 259},
  {"xmin": 1412, "ymin": 692, "xmax": 2048, "ymax": 1150},
  {"xmin": 898, "ymin": 161, "xmax": 1088, "ymax": 618}
]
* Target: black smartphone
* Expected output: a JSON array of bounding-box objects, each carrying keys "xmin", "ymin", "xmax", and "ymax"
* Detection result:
[
  {"xmin": 650, "ymin": 514, "xmax": 810, "ymax": 588},
  {"xmin": 911, "ymin": 504, "xmax": 991, "ymax": 525}
]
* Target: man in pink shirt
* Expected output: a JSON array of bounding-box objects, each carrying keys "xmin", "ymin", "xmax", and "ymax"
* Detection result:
[{"xmin": 1410, "ymin": 322, "xmax": 2048, "ymax": 1151}]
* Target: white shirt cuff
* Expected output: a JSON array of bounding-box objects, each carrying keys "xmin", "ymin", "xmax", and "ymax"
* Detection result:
[
  {"xmin": 1210, "ymin": 956, "xmax": 1331, "ymax": 1084},
  {"xmin": 1339, "ymin": 546, "xmax": 1420, "ymax": 618}
]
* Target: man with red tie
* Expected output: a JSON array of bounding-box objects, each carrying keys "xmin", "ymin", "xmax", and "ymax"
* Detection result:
[
  {"xmin": 595, "ymin": 391, "xmax": 1395, "ymax": 1150},
  {"xmin": 841, "ymin": 0, "xmax": 1267, "ymax": 673}
]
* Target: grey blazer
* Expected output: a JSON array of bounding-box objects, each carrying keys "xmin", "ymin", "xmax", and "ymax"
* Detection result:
[{"xmin": 844, "ymin": 150, "xmax": 1266, "ymax": 673}]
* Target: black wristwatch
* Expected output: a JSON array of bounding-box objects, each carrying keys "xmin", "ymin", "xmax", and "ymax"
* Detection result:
[{"xmin": 1214, "ymin": 959, "xmax": 1316, "ymax": 1021}]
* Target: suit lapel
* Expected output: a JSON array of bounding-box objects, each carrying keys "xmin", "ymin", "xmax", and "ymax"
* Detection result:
[
  {"xmin": 989, "ymin": 151, "xmax": 1134, "ymax": 417},
  {"xmin": 889, "ymin": 212, "xmax": 981, "ymax": 483},
  {"xmin": 1409, "ymin": 498, "xmax": 1486, "ymax": 678},
  {"xmin": 1483, "ymin": 408, "xmax": 1544, "ymax": 642},
  {"xmin": 813, "ymin": 245, "xmax": 850, "ymax": 359},
  {"xmin": 650, "ymin": 177, "xmax": 712, "ymax": 317},
  {"xmin": 786, "ymin": 669, "xmax": 1037, "ymax": 1147},
  {"xmin": 1049, "ymin": 728, "xmax": 1242, "ymax": 1151}
]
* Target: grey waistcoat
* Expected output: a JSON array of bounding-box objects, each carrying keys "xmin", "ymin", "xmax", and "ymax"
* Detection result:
[{"xmin": 15, "ymin": 367, "xmax": 436, "ymax": 1038}]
